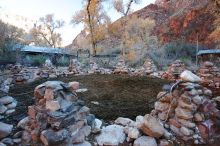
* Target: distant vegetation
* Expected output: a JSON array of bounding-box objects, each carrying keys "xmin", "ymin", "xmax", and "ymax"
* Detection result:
[
  {"xmin": 0, "ymin": 20, "xmax": 26, "ymax": 63},
  {"xmin": 1, "ymin": 0, "xmax": 219, "ymax": 69},
  {"xmin": 149, "ymin": 40, "xmax": 197, "ymax": 70}
]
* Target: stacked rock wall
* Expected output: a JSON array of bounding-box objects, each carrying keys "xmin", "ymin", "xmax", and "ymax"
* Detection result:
[
  {"xmin": 19, "ymin": 81, "xmax": 94, "ymax": 146},
  {"xmin": 68, "ymin": 59, "xmax": 81, "ymax": 74},
  {"xmin": 0, "ymin": 96, "xmax": 18, "ymax": 145},
  {"xmin": 88, "ymin": 60, "xmax": 101, "ymax": 74},
  {"xmin": 94, "ymin": 71, "xmax": 220, "ymax": 146},
  {"xmin": 113, "ymin": 58, "xmax": 129, "ymax": 74},
  {"xmin": 133, "ymin": 58, "xmax": 158, "ymax": 77},
  {"xmin": 0, "ymin": 96, "xmax": 17, "ymax": 118},
  {"xmin": 162, "ymin": 60, "xmax": 186, "ymax": 80},
  {"xmin": 143, "ymin": 58, "xmax": 157, "ymax": 75},
  {"xmin": 197, "ymin": 61, "xmax": 220, "ymax": 95}
]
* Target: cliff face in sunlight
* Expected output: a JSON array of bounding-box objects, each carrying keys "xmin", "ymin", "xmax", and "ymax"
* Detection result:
[
  {"xmin": 135, "ymin": 0, "xmax": 215, "ymax": 47},
  {"xmin": 69, "ymin": 0, "xmax": 217, "ymax": 50}
]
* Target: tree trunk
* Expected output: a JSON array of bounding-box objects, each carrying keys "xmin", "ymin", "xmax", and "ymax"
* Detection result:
[
  {"xmin": 87, "ymin": 0, "xmax": 97, "ymax": 56},
  {"xmin": 121, "ymin": 0, "xmax": 134, "ymax": 58}
]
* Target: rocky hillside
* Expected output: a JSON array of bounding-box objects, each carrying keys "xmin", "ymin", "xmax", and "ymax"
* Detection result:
[
  {"xmin": 69, "ymin": 0, "xmax": 216, "ymax": 50},
  {"xmin": 134, "ymin": 0, "xmax": 215, "ymax": 47}
]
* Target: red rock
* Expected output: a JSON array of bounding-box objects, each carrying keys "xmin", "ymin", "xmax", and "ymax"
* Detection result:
[
  {"xmin": 141, "ymin": 114, "xmax": 165, "ymax": 138},
  {"xmin": 175, "ymin": 107, "xmax": 193, "ymax": 120},
  {"xmin": 169, "ymin": 119, "xmax": 181, "ymax": 128},
  {"xmin": 28, "ymin": 106, "xmax": 36, "ymax": 119},
  {"xmin": 44, "ymin": 88, "xmax": 54, "ymax": 100},
  {"xmin": 197, "ymin": 123, "xmax": 209, "ymax": 140}
]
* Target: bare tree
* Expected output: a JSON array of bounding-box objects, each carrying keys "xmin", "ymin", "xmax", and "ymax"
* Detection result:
[
  {"xmin": 113, "ymin": 0, "xmax": 140, "ymax": 56},
  {"xmin": 30, "ymin": 14, "xmax": 64, "ymax": 48}
]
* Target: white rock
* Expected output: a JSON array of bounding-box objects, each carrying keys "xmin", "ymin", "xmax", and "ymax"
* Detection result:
[
  {"xmin": 17, "ymin": 117, "xmax": 29, "ymax": 129},
  {"xmin": 180, "ymin": 70, "xmax": 201, "ymax": 82},
  {"xmin": 6, "ymin": 101, "xmax": 17, "ymax": 109},
  {"xmin": 96, "ymin": 125, "xmax": 126, "ymax": 146},
  {"xmin": 5, "ymin": 109, "xmax": 15, "ymax": 115},
  {"xmin": 92, "ymin": 119, "xmax": 102, "ymax": 133},
  {"xmin": 0, "ymin": 104, "xmax": 7, "ymax": 114},
  {"xmin": 192, "ymin": 95, "xmax": 203, "ymax": 105},
  {"xmin": 134, "ymin": 136, "xmax": 157, "ymax": 146},
  {"xmin": 1, "ymin": 137, "xmax": 14, "ymax": 145},
  {"xmin": 135, "ymin": 116, "xmax": 144, "ymax": 129},
  {"xmin": 115, "ymin": 117, "xmax": 135, "ymax": 126},
  {"xmin": 76, "ymin": 88, "xmax": 88, "ymax": 93},
  {"xmin": 214, "ymin": 96, "xmax": 220, "ymax": 103},
  {"xmin": 0, "ymin": 142, "xmax": 6, "ymax": 146},
  {"xmin": 91, "ymin": 101, "xmax": 99, "ymax": 105},
  {"xmin": 73, "ymin": 141, "xmax": 91, "ymax": 146},
  {"xmin": 180, "ymin": 126, "xmax": 193, "ymax": 136},
  {"xmin": 68, "ymin": 82, "xmax": 79, "ymax": 90},
  {"xmin": 13, "ymin": 138, "xmax": 22, "ymax": 144},
  {"xmin": 0, "ymin": 122, "xmax": 13, "ymax": 139},
  {"xmin": 0, "ymin": 96, "xmax": 14, "ymax": 105},
  {"xmin": 128, "ymin": 127, "xmax": 140, "ymax": 139}
]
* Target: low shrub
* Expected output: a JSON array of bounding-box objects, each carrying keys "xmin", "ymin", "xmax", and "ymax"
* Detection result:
[
  {"xmin": 149, "ymin": 40, "xmax": 198, "ymax": 70},
  {"xmin": 57, "ymin": 56, "xmax": 70, "ymax": 66},
  {"xmin": 25, "ymin": 55, "xmax": 47, "ymax": 66}
]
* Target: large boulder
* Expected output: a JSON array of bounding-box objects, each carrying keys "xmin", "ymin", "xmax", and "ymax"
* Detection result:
[
  {"xmin": 115, "ymin": 117, "xmax": 135, "ymax": 126},
  {"xmin": 96, "ymin": 125, "xmax": 126, "ymax": 146},
  {"xmin": 40, "ymin": 129, "xmax": 69, "ymax": 146},
  {"xmin": 140, "ymin": 114, "xmax": 165, "ymax": 138},
  {"xmin": 0, "ymin": 96, "xmax": 14, "ymax": 105},
  {"xmin": 0, "ymin": 122, "xmax": 13, "ymax": 139},
  {"xmin": 134, "ymin": 136, "xmax": 157, "ymax": 146},
  {"xmin": 180, "ymin": 70, "xmax": 201, "ymax": 83}
]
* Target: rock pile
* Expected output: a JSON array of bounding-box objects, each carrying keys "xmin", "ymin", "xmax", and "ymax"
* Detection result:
[
  {"xmin": 88, "ymin": 60, "xmax": 101, "ymax": 74},
  {"xmin": 152, "ymin": 71, "xmax": 220, "ymax": 144},
  {"xmin": 38, "ymin": 59, "xmax": 56, "ymax": 78},
  {"xmin": 113, "ymin": 58, "xmax": 129, "ymax": 74},
  {"xmin": 0, "ymin": 96, "xmax": 17, "ymax": 118},
  {"xmin": 0, "ymin": 122, "xmax": 13, "ymax": 140},
  {"xmin": 13, "ymin": 71, "xmax": 32, "ymax": 84},
  {"xmin": 133, "ymin": 58, "xmax": 158, "ymax": 76},
  {"xmin": 8, "ymin": 64, "xmax": 22, "ymax": 74},
  {"xmin": 68, "ymin": 59, "xmax": 81, "ymax": 74},
  {"xmin": 162, "ymin": 60, "xmax": 186, "ymax": 80},
  {"xmin": 12, "ymin": 67, "xmax": 50, "ymax": 84},
  {"xmin": 95, "ymin": 71, "xmax": 220, "ymax": 145},
  {"xmin": 197, "ymin": 61, "xmax": 220, "ymax": 95},
  {"xmin": 0, "ymin": 78, "xmax": 13, "ymax": 93},
  {"xmin": 0, "ymin": 96, "xmax": 17, "ymax": 144},
  {"xmin": 143, "ymin": 58, "xmax": 157, "ymax": 75},
  {"xmin": 43, "ymin": 59, "xmax": 54, "ymax": 70},
  {"xmin": 19, "ymin": 81, "xmax": 94, "ymax": 146}
]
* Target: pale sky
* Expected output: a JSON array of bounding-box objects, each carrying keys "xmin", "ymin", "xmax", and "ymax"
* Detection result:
[{"xmin": 0, "ymin": 0, "xmax": 156, "ymax": 46}]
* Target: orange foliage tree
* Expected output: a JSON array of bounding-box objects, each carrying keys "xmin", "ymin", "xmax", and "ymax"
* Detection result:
[
  {"xmin": 72, "ymin": 0, "xmax": 110, "ymax": 55},
  {"xmin": 112, "ymin": 0, "xmax": 141, "ymax": 57},
  {"xmin": 123, "ymin": 15, "xmax": 156, "ymax": 61}
]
